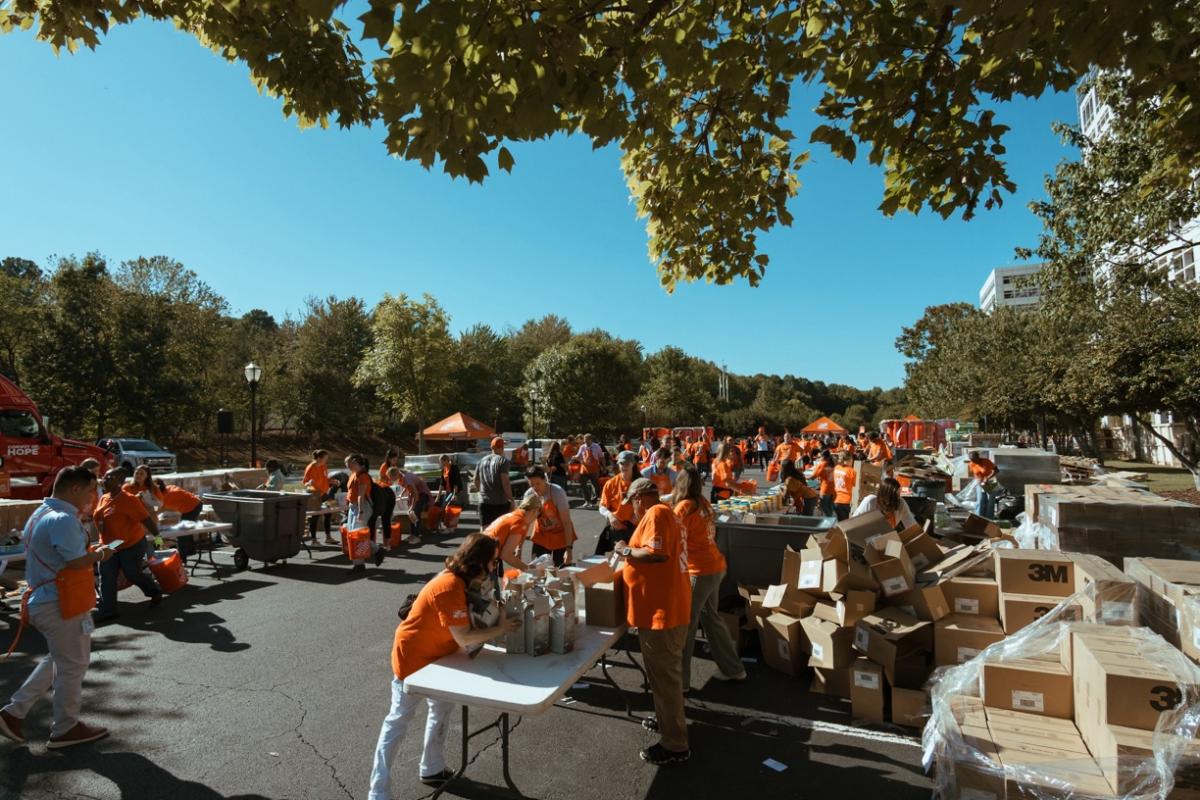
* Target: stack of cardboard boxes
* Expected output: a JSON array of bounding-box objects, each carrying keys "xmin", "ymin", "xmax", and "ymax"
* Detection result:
[
  {"xmin": 734, "ymin": 506, "xmax": 1140, "ymax": 730},
  {"xmin": 0, "ymin": 498, "xmax": 40, "ymax": 537},
  {"xmin": 1125, "ymin": 558, "xmax": 1200, "ymax": 666},
  {"xmin": 1023, "ymin": 485, "xmax": 1200, "ymax": 565},
  {"xmin": 940, "ymin": 624, "xmax": 1200, "ymax": 799}
]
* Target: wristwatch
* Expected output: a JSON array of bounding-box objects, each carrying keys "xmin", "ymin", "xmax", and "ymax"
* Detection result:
[{"xmin": 620, "ymin": 546, "xmax": 632, "ymax": 557}]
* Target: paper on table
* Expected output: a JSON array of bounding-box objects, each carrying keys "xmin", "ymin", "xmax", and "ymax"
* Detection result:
[{"xmin": 763, "ymin": 758, "xmax": 787, "ymax": 772}]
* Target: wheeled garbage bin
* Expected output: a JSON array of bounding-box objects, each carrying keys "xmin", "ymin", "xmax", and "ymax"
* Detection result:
[
  {"xmin": 715, "ymin": 513, "xmax": 839, "ymax": 602},
  {"xmin": 201, "ymin": 489, "xmax": 307, "ymax": 571}
]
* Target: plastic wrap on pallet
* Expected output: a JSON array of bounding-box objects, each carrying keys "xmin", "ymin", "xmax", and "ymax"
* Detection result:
[
  {"xmin": 1012, "ymin": 512, "xmax": 1058, "ymax": 551},
  {"xmin": 922, "ymin": 581, "xmax": 1200, "ymax": 800},
  {"xmin": 946, "ymin": 479, "xmax": 981, "ymax": 510}
]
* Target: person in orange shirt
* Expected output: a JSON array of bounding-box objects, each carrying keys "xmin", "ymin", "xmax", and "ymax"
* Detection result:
[
  {"xmin": 773, "ymin": 432, "xmax": 802, "ymax": 467},
  {"xmin": 94, "ymin": 469, "xmax": 163, "ymax": 622},
  {"xmin": 614, "ymin": 478, "xmax": 692, "ymax": 765},
  {"xmin": 673, "ymin": 467, "xmax": 746, "ymax": 689},
  {"xmin": 378, "ymin": 448, "xmax": 401, "ymax": 486},
  {"xmin": 368, "ymin": 534, "xmax": 518, "ymax": 797},
  {"xmin": 968, "ymin": 450, "xmax": 1000, "ymax": 518},
  {"xmin": 483, "ymin": 494, "xmax": 541, "ymax": 573},
  {"xmin": 710, "ymin": 442, "xmax": 743, "ymax": 503},
  {"xmin": 345, "ymin": 454, "xmax": 386, "ymax": 571},
  {"xmin": 511, "ymin": 443, "xmax": 530, "ymax": 468},
  {"xmin": 123, "ymin": 465, "xmax": 164, "ymax": 512},
  {"xmin": 618, "ymin": 434, "xmax": 634, "ymax": 452},
  {"xmin": 832, "ymin": 452, "xmax": 857, "ymax": 521},
  {"xmin": 723, "ymin": 436, "xmax": 745, "ymax": 479},
  {"xmin": 866, "ymin": 432, "xmax": 892, "ymax": 466},
  {"xmin": 303, "ymin": 449, "xmax": 337, "ymax": 545},
  {"xmin": 687, "ymin": 436, "xmax": 712, "ymax": 478},
  {"xmin": 596, "ymin": 450, "xmax": 639, "ymax": 554},
  {"xmin": 561, "ymin": 436, "xmax": 578, "ymax": 461},
  {"xmin": 781, "ymin": 459, "xmax": 818, "ymax": 515},
  {"xmin": 641, "ymin": 449, "xmax": 677, "ymax": 498},
  {"xmin": 522, "ymin": 467, "xmax": 576, "ymax": 566},
  {"xmin": 154, "ymin": 480, "xmax": 202, "ymax": 521},
  {"xmin": 809, "ymin": 453, "xmax": 837, "ymax": 517}
]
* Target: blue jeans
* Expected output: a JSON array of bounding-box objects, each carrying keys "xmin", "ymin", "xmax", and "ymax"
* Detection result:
[
  {"xmin": 98, "ymin": 538, "xmax": 162, "ymax": 614},
  {"xmin": 819, "ymin": 496, "xmax": 834, "ymax": 517},
  {"xmin": 976, "ymin": 490, "xmax": 996, "ymax": 519}
]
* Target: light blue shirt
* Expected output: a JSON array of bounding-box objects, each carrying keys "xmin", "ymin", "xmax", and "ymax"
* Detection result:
[
  {"xmin": 24, "ymin": 497, "xmax": 89, "ymax": 607},
  {"xmin": 640, "ymin": 465, "xmax": 678, "ymax": 486}
]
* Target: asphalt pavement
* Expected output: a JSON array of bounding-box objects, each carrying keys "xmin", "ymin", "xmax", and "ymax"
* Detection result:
[{"xmin": 0, "ymin": 491, "xmax": 932, "ymax": 800}]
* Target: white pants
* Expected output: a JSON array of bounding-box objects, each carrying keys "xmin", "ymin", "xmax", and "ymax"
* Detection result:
[
  {"xmin": 3, "ymin": 601, "xmax": 93, "ymax": 738},
  {"xmin": 367, "ymin": 677, "xmax": 454, "ymax": 800}
]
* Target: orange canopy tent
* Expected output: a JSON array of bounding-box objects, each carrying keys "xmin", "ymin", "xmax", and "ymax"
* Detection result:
[
  {"xmin": 800, "ymin": 416, "xmax": 848, "ymax": 435},
  {"xmin": 423, "ymin": 412, "xmax": 497, "ymax": 441}
]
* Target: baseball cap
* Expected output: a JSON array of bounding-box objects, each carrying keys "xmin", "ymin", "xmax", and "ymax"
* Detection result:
[
  {"xmin": 624, "ymin": 477, "xmax": 658, "ymax": 500},
  {"xmin": 616, "ymin": 450, "xmax": 638, "ymax": 464},
  {"xmin": 490, "ymin": 437, "xmax": 505, "ymax": 449}
]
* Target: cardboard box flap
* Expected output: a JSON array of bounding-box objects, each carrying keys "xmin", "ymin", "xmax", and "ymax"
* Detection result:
[{"xmin": 834, "ymin": 511, "xmax": 894, "ymax": 550}]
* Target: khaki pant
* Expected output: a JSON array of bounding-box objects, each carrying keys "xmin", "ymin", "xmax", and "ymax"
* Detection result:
[
  {"xmin": 683, "ymin": 571, "xmax": 744, "ymax": 687},
  {"xmin": 639, "ymin": 626, "xmax": 689, "ymax": 752},
  {"xmin": 3, "ymin": 601, "xmax": 93, "ymax": 738}
]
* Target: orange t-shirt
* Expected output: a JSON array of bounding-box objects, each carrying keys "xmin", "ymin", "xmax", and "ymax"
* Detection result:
[
  {"xmin": 485, "ymin": 509, "xmax": 530, "ymax": 552},
  {"xmin": 391, "ymin": 570, "xmax": 469, "ymax": 680},
  {"xmin": 623, "ymin": 504, "xmax": 691, "ymax": 629},
  {"xmin": 969, "ymin": 459, "xmax": 997, "ymax": 482},
  {"xmin": 512, "ymin": 448, "xmax": 530, "ymax": 466},
  {"xmin": 94, "ymin": 491, "xmax": 151, "ymax": 549},
  {"xmin": 810, "ymin": 464, "xmax": 835, "ymax": 497},
  {"xmin": 347, "ymin": 471, "xmax": 372, "ymax": 505},
  {"xmin": 600, "ymin": 474, "xmax": 635, "ymax": 525},
  {"xmin": 303, "ymin": 461, "xmax": 330, "ymax": 495},
  {"xmin": 645, "ymin": 468, "xmax": 673, "ymax": 498},
  {"xmin": 161, "ymin": 485, "xmax": 201, "ymax": 514},
  {"xmin": 377, "ymin": 465, "xmax": 394, "ymax": 486},
  {"xmin": 784, "ymin": 476, "xmax": 817, "ymax": 505},
  {"xmin": 532, "ymin": 496, "xmax": 567, "ymax": 551},
  {"xmin": 774, "ymin": 441, "xmax": 801, "ymax": 463},
  {"xmin": 712, "ymin": 459, "xmax": 736, "ymax": 490},
  {"xmin": 833, "ymin": 465, "xmax": 857, "ymax": 505},
  {"xmin": 867, "ymin": 441, "xmax": 891, "ymax": 464},
  {"xmin": 674, "ymin": 499, "xmax": 725, "ymax": 577},
  {"xmin": 688, "ymin": 441, "xmax": 710, "ymax": 464},
  {"xmin": 562, "ymin": 443, "xmax": 578, "ymax": 459},
  {"xmin": 123, "ymin": 482, "xmax": 163, "ymax": 506}
]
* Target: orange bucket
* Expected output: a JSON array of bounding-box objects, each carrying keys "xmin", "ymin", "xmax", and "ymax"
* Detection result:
[
  {"xmin": 424, "ymin": 505, "xmax": 443, "ymax": 530},
  {"xmin": 443, "ymin": 505, "xmax": 462, "ymax": 530},
  {"xmin": 148, "ymin": 549, "xmax": 188, "ymax": 593},
  {"xmin": 389, "ymin": 520, "xmax": 405, "ymax": 548},
  {"xmin": 345, "ymin": 527, "xmax": 373, "ymax": 561}
]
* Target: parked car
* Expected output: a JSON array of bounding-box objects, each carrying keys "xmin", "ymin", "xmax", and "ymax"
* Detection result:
[{"xmin": 96, "ymin": 437, "xmax": 178, "ymax": 475}]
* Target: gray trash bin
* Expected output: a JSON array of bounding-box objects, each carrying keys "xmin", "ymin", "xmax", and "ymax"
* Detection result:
[
  {"xmin": 716, "ymin": 514, "xmax": 839, "ymax": 601},
  {"xmin": 202, "ymin": 489, "xmax": 307, "ymax": 570}
]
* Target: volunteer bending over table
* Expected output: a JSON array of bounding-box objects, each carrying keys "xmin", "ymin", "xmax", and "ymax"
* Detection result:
[
  {"xmin": 368, "ymin": 534, "xmax": 518, "ymax": 799},
  {"xmin": 483, "ymin": 494, "xmax": 542, "ymax": 573},
  {"xmin": 522, "ymin": 466, "xmax": 577, "ymax": 567},
  {"xmin": 852, "ymin": 476, "xmax": 917, "ymax": 531}
]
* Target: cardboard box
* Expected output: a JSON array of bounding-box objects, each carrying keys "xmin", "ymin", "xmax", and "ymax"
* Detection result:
[
  {"xmin": 889, "ymin": 583, "xmax": 951, "ymax": 622},
  {"xmin": 811, "ymin": 667, "xmax": 851, "ymax": 699},
  {"xmin": 738, "ymin": 585, "xmax": 772, "ymax": 629},
  {"xmin": 943, "ymin": 576, "xmax": 1000, "ymax": 617},
  {"xmin": 836, "ymin": 589, "xmax": 877, "ymax": 627},
  {"xmin": 994, "ymin": 549, "xmax": 1076, "ymax": 597},
  {"xmin": 834, "ymin": 510, "xmax": 893, "ymax": 550},
  {"xmin": 796, "ymin": 546, "xmax": 826, "ymax": 594},
  {"xmin": 561, "ymin": 555, "xmax": 615, "ymax": 587},
  {"xmin": 864, "ymin": 532, "xmax": 916, "ymax": 597},
  {"xmin": 1125, "ymin": 558, "xmax": 1200, "ymax": 660},
  {"xmin": 934, "ymin": 614, "xmax": 1005, "ymax": 667},
  {"xmin": 891, "ymin": 687, "xmax": 929, "ymax": 729},
  {"xmin": 850, "ymin": 657, "xmax": 886, "ymax": 723},
  {"xmin": 852, "ymin": 462, "xmax": 883, "ymax": 509},
  {"xmin": 918, "ymin": 543, "xmax": 991, "ymax": 584},
  {"xmin": 1071, "ymin": 553, "xmax": 1136, "ymax": 626},
  {"xmin": 903, "ymin": 532, "xmax": 945, "ymax": 572},
  {"xmin": 1085, "ymin": 723, "xmax": 1200, "ymax": 796},
  {"xmin": 1073, "ymin": 629, "xmax": 1197, "ymax": 732},
  {"xmin": 583, "ymin": 572, "xmax": 625, "ymax": 627},
  {"xmin": 758, "ymin": 612, "xmax": 809, "ymax": 677},
  {"xmin": 982, "ymin": 658, "xmax": 1073, "ymax": 719},
  {"xmin": 999, "ymin": 592, "xmax": 1081, "ymax": 635},
  {"xmin": 762, "ymin": 581, "xmax": 817, "ymax": 618},
  {"xmin": 802, "ymin": 616, "xmax": 855, "ymax": 669},
  {"xmin": 853, "ymin": 607, "xmax": 933, "ymax": 685}
]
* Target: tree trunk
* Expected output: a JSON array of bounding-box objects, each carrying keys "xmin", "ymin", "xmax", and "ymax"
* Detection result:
[
  {"xmin": 1135, "ymin": 414, "xmax": 1200, "ymax": 486},
  {"xmin": 417, "ymin": 415, "xmax": 425, "ymax": 455}
]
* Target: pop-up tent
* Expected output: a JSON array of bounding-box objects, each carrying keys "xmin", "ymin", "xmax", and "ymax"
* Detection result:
[
  {"xmin": 801, "ymin": 416, "xmax": 848, "ymax": 435},
  {"xmin": 422, "ymin": 412, "xmax": 496, "ymax": 441}
]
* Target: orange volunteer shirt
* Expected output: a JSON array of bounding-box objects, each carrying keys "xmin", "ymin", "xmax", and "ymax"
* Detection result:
[
  {"xmin": 712, "ymin": 459, "xmax": 736, "ymax": 496},
  {"xmin": 94, "ymin": 491, "xmax": 151, "ymax": 549},
  {"xmin": 811, "ymin": 463, "xmax": 835, "ymax": 497},
  {"xmin": 969, "ymin": 458, "xmax": 997, "ymax": 482},
  {"xmin": 833, "ymin": 465, "xmax": 857, "ymax": 505},
  {"xmin": 623, "ymin": 504, "xmax": 691, "ymax": 629},
  {"xmin": 347, "ymin": 471, "xmax": 372, "ymax": 505},
  {"xmin": 774, "ymin": 441, "xmax": 801, "ymax": 463},
  {"xmin": 600, "ymin": 473, "xmax": 636, "ymax": 525},
  {"xmin": 784, "ymin": 476, "xmax": 817, "ymax": 506},
  {"xmin": 304, "ymin": 461, "xmax": 331, "ymax": 495},
  {"xmin": 161, "ymin": 485, "xmax": 201, "ymax": 514},
  {"xmin": 531, "ymin": 495, "xmax": 568, "ymax": 551},
  {"xmin": 123, "ymin": 481, "xmax": 163, "ymax": 506},
  {"xmin": 674, "ymin": 499, "xmax": 725, "ymax": 577},
  {"xmin": 485, "ymin": 509, "xmax": 530, "ymax": 550},
  {"xmin": 391, "ymin": 570, "xmax": 470, "ymax": 680}
]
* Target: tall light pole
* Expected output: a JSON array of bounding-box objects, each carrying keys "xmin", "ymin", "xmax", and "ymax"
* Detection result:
[
  {"xmin": 530, "ymin": 388, "xmax": 540, "ymax": 463},
  {"xmin": 640, "ymin": 404, "xmax": 647, "ymax": 437},
  {"xmin": 244, "ymin": 361, "xmax": 262, "ymax": 468}
]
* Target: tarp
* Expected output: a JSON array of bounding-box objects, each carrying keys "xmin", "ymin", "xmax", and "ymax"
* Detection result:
[
  {"xmin": 800, "ymin": 416, "xmax": 847, "ymax": 434},
  {"xmin": 423, "ymin": 412, "xmax": 496, "ymax": 440}
]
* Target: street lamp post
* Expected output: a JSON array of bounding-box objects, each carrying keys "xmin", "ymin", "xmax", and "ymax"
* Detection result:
[
  {"xmin": 640, "ymin": 404, "xmax": 647, "ymax": 435},
  {"xmin": 244, "ymin": 361, "xmax": 262, "ymax": 468},
  {"xmin": 530, "ymin": 389, "xmax": 540, "ymax": 463}
]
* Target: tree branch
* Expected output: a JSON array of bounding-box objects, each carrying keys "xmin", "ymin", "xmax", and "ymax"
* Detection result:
[
  {"xmin": 904, "ymin": 5, "xmax": 955, "ymax": 144},
  {"xmin": 1134, "ymin": 414, "xmax": 1199, "ymax": 472}
]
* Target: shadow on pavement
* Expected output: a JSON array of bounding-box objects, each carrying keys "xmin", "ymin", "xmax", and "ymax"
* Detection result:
[{"xmin": 3, "ymin": 747, "xmax": 272, "ymax": 800}]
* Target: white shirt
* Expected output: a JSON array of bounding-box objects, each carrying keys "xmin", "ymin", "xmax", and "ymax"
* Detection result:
[{"xmin": 852, "ymin": 495, "xmax": 917, "ymax": 531}]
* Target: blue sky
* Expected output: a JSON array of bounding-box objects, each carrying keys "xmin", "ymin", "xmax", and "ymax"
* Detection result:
[{"xmin": 0, "ymin": 22, "xmax": 1079, "ymax": 390}]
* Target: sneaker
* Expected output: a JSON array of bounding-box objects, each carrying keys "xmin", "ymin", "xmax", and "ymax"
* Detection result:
[
  {"xmin": 149, "ymin": 594, "xmax": 164, "ymax": 608},
  {"xmin": 641, "ymin": 716, "xmax": 658, "ymax": 732},
  {"xmin": 47, "ymin": 722, "xmax": 109, "ymax": 749},
  {"xmin": 419, "ymin": 768, "xmax": 455, "ymax": 786},
  {"xmin": 712, "ymin": 670, "xmax": 748, "ymax": 682},
  {"xmin": 405, "ymin": 535, "xmax": 421, "ymax": 546},
  {"xmin": 639, "ymin": 743, "xmax": 690, "ymax": 765},
  {"xmin": 0, "ymin": 710, "xmax": 24, "ymax": 744},
  {"xmin": 351, "ymin": 564, "xmax": 366, "ymax": 572},
  {"xmin": 373, "ymin": 547, "xmax": 386, "ymax": 567},
  {"xmin": 323, "ymin": 537, "xmax": 338, "ymax": 546}
]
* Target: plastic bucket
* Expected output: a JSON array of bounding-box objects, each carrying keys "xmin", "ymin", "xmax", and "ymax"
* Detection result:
[
  {"xmin": 424, "ymin": 505, "xmax": 443, "ymax": 530},
  {"xmin": 443, "ymin": 505, "xmax": 462, "ymax": 530},
  {"xmin": 148, "ymin": 549, "xmax": 188, "ymax": 593},
  {"xmin": 345, "ymin": 527, "xmax": 372, "ymax": 561}
]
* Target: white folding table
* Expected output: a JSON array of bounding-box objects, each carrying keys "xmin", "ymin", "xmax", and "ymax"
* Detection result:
[
  {"xmin": 403, "ymin": 622, "xmax": 630, "ymax": 797},
  {"xmin": 160, "ymin": 522, "xmax": 233, "ymax": 575}
]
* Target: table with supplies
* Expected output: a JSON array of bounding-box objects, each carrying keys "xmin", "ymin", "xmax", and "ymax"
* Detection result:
[
  {"xmin": 160, "ymin": 521, "xmax": 234, "ymax": 575},
  {"xmin": 403, "ymin": 621, "xmax": 630, "ymax": 798}
]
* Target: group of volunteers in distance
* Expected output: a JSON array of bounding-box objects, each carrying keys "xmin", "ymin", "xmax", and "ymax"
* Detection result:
[{"xmin": 0, "ymin": 422, "xmax": 1001, "ymax": 800}]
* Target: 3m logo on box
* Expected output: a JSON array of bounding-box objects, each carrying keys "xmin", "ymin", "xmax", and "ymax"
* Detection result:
[
  {"xmin": 853, "ymin": 670, "xmax": 880, "ymax": 690},
  {"xmin": 1028, "ymin": 563, "xmax": 1070, "ymax": 584},
  {"xmin": 1150, "ymin": 685, "xmax": 1183, "ymax": 712}
]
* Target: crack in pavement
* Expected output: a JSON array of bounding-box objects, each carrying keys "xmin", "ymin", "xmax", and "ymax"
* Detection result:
[{"xmin": 274, "ymin": 688, "xmax": 354, "ymax": 800}]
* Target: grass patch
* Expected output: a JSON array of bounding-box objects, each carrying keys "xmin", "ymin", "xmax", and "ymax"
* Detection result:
[{"xmin": 1104, "ymin": 459, "xmax": 1196, "ymax": 492}]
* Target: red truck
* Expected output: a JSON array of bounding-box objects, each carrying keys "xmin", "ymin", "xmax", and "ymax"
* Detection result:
[{"xmin": 0, "ymin": 374, "xmax": 111, "ymax": 500}]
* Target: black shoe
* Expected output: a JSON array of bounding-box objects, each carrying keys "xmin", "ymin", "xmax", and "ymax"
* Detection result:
[
  {"xmin": 640, "ymin": 743, "xmax": 690, "ymax": 765},
  {"xmin": 92, "ymin": 611, "xmax": 119, "ymax": 625},
  {"xmin": 351, "ymin": 564, "xmax": 366, "ymax": 572},
  {"xmin": 420, "ymin": 769, "xmax": 455, "ymax": 786},
  {"xmin": 641, "ymin": 716, "xmax": 659, "ymax": 732},
  {"xmin": 149, "ymin": 594, "xmax": 164, "ymax": 608},
  {"xmin": 373, "ymin": 547, "xmax": 386, "ymax": 567}
]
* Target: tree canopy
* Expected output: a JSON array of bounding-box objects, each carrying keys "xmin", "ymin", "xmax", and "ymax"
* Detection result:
[{"xmin": 7, "ymin": 0, "xmax": 1198, "ymax": 287}]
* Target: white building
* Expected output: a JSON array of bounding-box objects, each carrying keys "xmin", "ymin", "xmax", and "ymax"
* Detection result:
[
  {"xmin": 979, "ymin": 264, "xmax": 1045, "ymax": 313},
  {"xmin": 1077, "ymin": 80, "xmax": 1197, "ymax": 468}
]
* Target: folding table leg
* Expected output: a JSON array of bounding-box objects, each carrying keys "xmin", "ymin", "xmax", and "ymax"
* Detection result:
[
  {"xmin": 431, "ymin": 706, "xmax": 470, "ymax": 800},
  {"xmin": 500, "ymin": 712, "xmax": 521, "ymax": 795}
]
